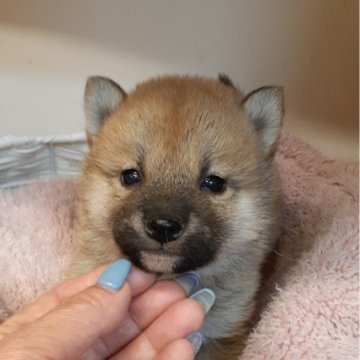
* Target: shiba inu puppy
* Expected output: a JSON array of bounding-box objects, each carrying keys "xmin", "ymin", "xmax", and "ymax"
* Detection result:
[{"xmin": 67, "ymin": 74, "xmax": 284, "ymax": 359}]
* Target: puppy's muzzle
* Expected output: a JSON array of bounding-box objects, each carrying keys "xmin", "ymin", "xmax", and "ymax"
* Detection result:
[{"xmin": 145, "ymin": 217, "xmax": 182, "ymax": 244}]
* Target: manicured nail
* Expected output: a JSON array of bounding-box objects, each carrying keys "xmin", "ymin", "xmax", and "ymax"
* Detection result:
[
  {"xmin": 186, "ymin": 331, "xmax": 203, "ymax": 355},
  {"xmin": 97, "ymin": 259, "xmax": 131, "ymax": 291},
  {"xmin": 175, "ymin": 273, "xmax": 200, "ymax": 296},
  {"xmin": 190, "ymin": 288, "xmax": 216, "ymax": 314}
]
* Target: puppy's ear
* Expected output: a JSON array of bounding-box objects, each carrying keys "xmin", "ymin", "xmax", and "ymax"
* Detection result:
[
  {"xmin": 242, "ymin": 86, "xmax": 284, "ymax": 158},
  {"xmin": 84, "ymin": 76, "xmax": 126, "ymax": 146}
]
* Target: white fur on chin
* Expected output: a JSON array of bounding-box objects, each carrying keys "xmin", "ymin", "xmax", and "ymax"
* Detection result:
[{"xmin": 139, "ymin": 251, "xmax": 183, "ymax": 273}]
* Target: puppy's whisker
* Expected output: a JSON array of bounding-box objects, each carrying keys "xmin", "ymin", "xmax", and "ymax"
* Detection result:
[{"xmin": 271, "ymin": 248, "xmax": 295, "ymax": 262}]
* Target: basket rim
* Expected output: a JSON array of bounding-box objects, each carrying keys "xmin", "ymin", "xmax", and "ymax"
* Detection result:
[{"xmin": 0, "ymin": 133, "xmax": 86, "ymax": 149}]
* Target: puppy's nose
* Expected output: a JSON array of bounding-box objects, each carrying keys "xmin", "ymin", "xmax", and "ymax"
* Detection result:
[{"xmin": 145, "ymin": 218, "xmax": 182, "ymax": 244}]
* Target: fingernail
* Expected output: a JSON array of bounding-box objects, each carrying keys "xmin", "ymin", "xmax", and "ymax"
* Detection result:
[
  {"xmin": 97, "ymin": 259, "xmax": 131, "ymax": 291},
  {"xmin": 190, "ymin": 288, "xmax": 216, "ymax": 314},
  {"xmin": 175, "ymin": 273, "xmax": 200, "ymax": 296},
  {"xmin": 186, "ymin": 331, "xmax": 203, "ymax": 355}
]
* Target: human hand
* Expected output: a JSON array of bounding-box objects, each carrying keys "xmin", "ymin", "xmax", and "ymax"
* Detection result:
[{"xmin": 0, "ymin": 260, "xmax": 215, "ymax": 359}]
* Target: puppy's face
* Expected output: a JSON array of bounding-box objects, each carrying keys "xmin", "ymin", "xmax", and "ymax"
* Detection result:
[{"xmin": 79, "ymin": 75, "xmax": 283, "ymax": 274}]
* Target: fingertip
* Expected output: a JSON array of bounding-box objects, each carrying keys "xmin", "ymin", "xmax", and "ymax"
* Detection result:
[
  {"xmin": 174, "ymin": 273, "xmax": 201, "ymax": 296},
  {"xmin": 150, "ymin": 280, "xmax": 188, "ymax": 300},
  {"xmin": 178, "ymin": 298, "xmax": 206, "ymax": 331},
  {"xmin": 185, "ymin": 331, "xmax": 203, "ymax": 356},
  {"xmin": 96, "ymin": 259, "xmax": 132, "ymax": 291},
  {"xmin": 126, "ymin": 266, "xmax": 157, "ymax": 296},
  {"xmin": 144, "ymin": 297, "xmax": 205, "ymax": 352},
  {"xmin": 190, "ymin": 288, "xmax": 216, "ymax": 315}
]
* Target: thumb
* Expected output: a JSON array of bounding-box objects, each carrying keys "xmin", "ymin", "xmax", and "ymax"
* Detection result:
[{"xmin": 0, "ymin": 260, "xmax": 132, "ymax": 360}]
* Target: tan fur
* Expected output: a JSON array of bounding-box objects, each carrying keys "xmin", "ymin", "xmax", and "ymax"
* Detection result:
[{"xmin": 66, "ymin": 75, "xmax": 283, "ymax": 359}]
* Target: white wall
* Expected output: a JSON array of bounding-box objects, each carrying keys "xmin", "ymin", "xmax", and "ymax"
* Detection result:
[{"xmin": 0, "ymin": 0, "xmax": 358, "ymax": 157}]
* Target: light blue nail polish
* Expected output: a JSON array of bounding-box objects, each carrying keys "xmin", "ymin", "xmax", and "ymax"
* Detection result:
[
  {"xmin": 97, "ymin": 259, "xmax": 131, "ymax": 291},
  {"xmin": 190, "ymin": 288, "xmax": 216, "ymax": 314},
  {"xmin": 186, "ymin": 331, "xmax": 203, "ymax": 355},
  {"xmin": 175, "ymin": 273, "xmax": 200, "ymax": 296}
]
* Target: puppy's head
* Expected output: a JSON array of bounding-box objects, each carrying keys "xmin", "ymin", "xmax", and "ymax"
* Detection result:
[{"xmin": 78, "ymin": 75, "xmax": 283, "ymax": 274}]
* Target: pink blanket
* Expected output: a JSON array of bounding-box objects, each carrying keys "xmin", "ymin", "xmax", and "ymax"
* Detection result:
[{"xmin": 0, "ymin": 133, "xmax": 358, "ymax": 358}]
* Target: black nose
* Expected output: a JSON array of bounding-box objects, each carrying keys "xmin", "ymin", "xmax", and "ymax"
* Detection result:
[{"xmin": 145, "ymin": 218, "xmax": 182, "ymax": 244}]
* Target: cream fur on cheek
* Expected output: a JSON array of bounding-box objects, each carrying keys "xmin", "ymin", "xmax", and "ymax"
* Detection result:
[{"xmin": 0, "ymin": 132, "xmax": 358, "ymax": 359}]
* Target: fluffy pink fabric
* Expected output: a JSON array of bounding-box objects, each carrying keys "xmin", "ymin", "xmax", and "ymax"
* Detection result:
[{"xmin": 0, "ymin": 133, "xmax": 358, "ymax": 358}]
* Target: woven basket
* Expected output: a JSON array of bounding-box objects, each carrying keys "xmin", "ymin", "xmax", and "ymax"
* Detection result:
[{"xmin": 0, "ymin": 133, "xmax": 88, "ymax": 189}]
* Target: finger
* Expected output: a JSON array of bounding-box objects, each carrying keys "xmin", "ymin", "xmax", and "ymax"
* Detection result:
[
  {"xmin": 0, "ymin": 262, "xmax": 155, "ymax": 339},
  {"xmin": 42, "ymin": 264, "xmax": 155, "ymax": 314},
  {"xmin": 1, "ymin": 284, "xmax": 131, "ymax": 359},
  {"xmin": 111, "ymin": 298, "xmax": 204, "ymax": 360},
  {"xmin": 156, "ymin": 338, "xmax": 194, "ymax": 360},
  {"xmin": 86, "ymin": 280, "xmax": 187, "ymax": 358},
  {"xmin": 0, "ymin": 280, "xmax": 132, "ymax": 359},
  {"xmin": 0, "ymin": 266, "xmax": 105, "ymax": 341}
]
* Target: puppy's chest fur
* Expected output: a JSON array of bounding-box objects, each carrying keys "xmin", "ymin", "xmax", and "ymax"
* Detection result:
[{"xmin": 67, "ymin": 74, "xmax": 284, "ymax": 359}]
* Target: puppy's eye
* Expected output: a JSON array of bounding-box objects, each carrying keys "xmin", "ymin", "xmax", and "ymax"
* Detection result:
[
  {"xmin": 201, "ymin": 175, "xmax": 226, "ymax": 193},
  {"xmin": 121, "ymin": 169, "xmax": 141, "ymax": 186}
]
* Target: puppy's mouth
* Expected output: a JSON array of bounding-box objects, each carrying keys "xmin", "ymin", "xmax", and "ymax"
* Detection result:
[
  {"xmin": 122, "ymin": 244, "xmax": 193, "ymax": 274},
  {"xmin": 138, "ymin": 250, "xmax": 184, "ymax": 273},
  {"xmin": 113, "ymin": 225, "xmax": 221, "ymax": 274}
]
